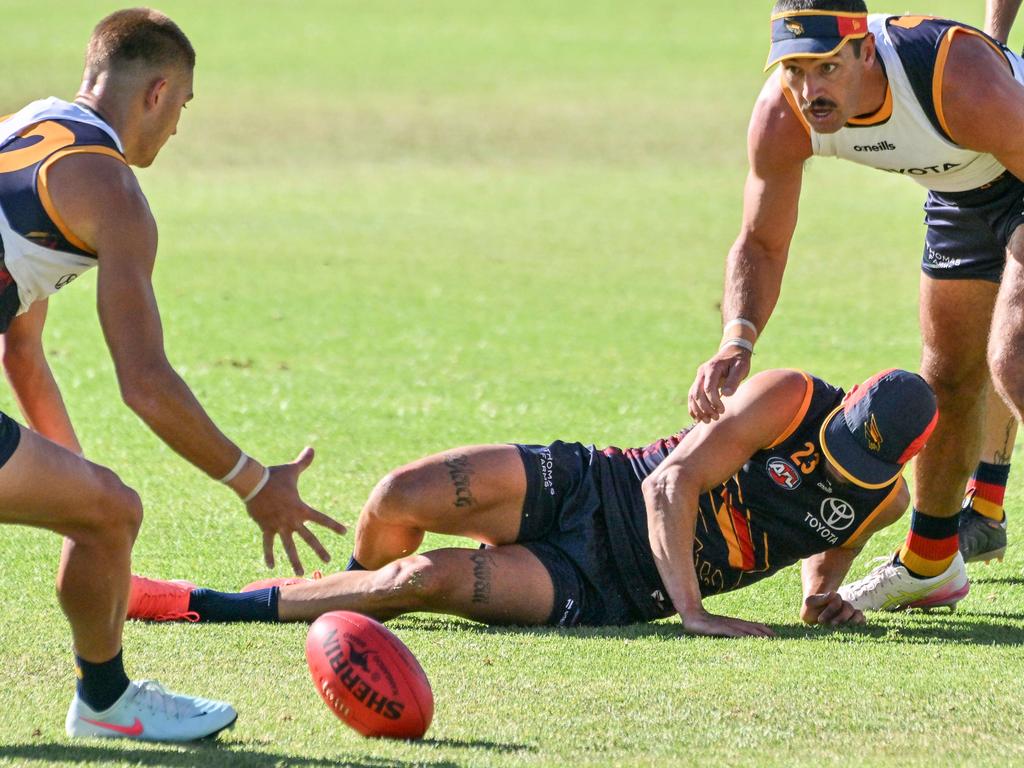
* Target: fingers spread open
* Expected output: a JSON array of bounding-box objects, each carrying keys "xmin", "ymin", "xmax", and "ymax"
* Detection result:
[{"xmin": 297, "ymin": 524, "xmax": 331, "ymax": 563}]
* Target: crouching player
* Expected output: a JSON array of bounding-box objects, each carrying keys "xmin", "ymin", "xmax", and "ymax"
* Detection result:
[{"xmin": 130, "ymin": 368, "xmax": 952, "ymax": 637}]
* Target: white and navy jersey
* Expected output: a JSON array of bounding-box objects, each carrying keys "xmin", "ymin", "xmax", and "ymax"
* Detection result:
[
  {"xmin": 781, "ymin": 14, "xmax": 1024, "ymax": 193},
  {"xmin": 0, "ymin": 98, "xmax": 126, "ymax": 326}
]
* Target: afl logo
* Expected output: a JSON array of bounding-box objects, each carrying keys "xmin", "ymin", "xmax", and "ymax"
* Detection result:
[
  {"xmin": 54, "ymin": 273, "xmax": 78, "ymax": 290},
  {"xmin": 819, "ymin": 497, "xmax": 855, "ymax": 531},
  {"xmin": 766, "ymin": 457, "xmax": 801, "ymax": 490}
]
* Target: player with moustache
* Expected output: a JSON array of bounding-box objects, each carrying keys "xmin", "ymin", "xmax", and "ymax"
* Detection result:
[
  {"xmin": 0, "ymin": 9, "xmax": 345, "ymax": 740},
  {"xmin": 687, "ymin": 0, "xmax": 1024, "ymax": 611},
  {"xmin": 128, "ymin": 368, "xmax": 942, "ymax": 638}
]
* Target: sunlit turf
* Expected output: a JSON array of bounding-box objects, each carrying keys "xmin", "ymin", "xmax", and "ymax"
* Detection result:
[{"xmin": 1, "ymin": 1, "xmax": 1023, "ymax": 766}]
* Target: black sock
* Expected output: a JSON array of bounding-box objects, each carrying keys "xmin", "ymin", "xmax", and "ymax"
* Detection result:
[
  {"xmin": 346, "ymin": 556, "xmax": 367, "ymax": 571},
  {"xmin": 76, "ymin": 648, "xmax": 130, "ymax": 712},
  {"xmin": 187, "ymin": 587, "xmax": 280, "ymax": 622}
]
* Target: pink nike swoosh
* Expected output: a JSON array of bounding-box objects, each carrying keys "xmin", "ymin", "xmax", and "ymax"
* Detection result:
[{"xmin": 80, "ymin": 716, "xmax": 144, "ymax": 736}]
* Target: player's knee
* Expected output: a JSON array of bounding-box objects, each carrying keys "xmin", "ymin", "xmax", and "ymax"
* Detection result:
[
  {"xmin": 919, "ymin": 354, "xmax": 986, "ymax": 399},
  {"xmin": 988, "ymin": 347, "xmax": 1024, "ymax": 409},
  {"xmin": 366, "ymin": 466, "xmax": 429, "ymax": 525},
  {"xmin": 372, "ymin": 555, "xmax": 442, "ymax": 606},
  {"xmin": 80, "ymin": 467, "xmax": 143, "ymax": 545}
]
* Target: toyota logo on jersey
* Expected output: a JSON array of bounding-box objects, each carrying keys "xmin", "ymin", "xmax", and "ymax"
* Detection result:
[
  {"xmin": 819, "ymin": 497, "xmax": 855, "ymax": 531},
  {"xmin": 766, "ymin": 457, "xmax": 801, "ymax": 490}
]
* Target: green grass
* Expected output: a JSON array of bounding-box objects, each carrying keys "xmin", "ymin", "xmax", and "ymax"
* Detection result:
[{"xmin": 2, "ymin": 1, "xmax": 1023, "ymax": 766}]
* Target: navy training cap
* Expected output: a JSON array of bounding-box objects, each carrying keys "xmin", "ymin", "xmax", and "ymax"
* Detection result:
[
  {"xmin": 766, "ymin": 11, "xmax": 870, "ymax": 71},
  {"xmin": 819, "ymin": 369, "xmax": 938, "ymax": 489}
]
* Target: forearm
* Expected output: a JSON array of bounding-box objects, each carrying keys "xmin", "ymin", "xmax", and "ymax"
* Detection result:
[
  {"xmin": 801, "ymin": 548, "xmax": 860, "ymax": 601},
  {"xmin": 986, "ymin": 0, "xmax": 1022, "ymax": 43},
  {"xmin": 644, "ymin": 471, "xmax": 704, "ymax": 619},
  {"xmin": 121, "ymin": 363, "xmax": 253, "ymax": 485},
  {"xmin": 3, "ymin": 352, "xmax": 81, "ymax": 453},
  {"xmin": 720, "ymin": 239, "xmax": 787, "ymax": 336}
]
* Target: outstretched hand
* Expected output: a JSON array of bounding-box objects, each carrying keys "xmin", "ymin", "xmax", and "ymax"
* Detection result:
[
  {"xmin": 245, "ymin": 447, "xmax": 347, "ymax": 574},
  {"xmin": 802, "ymin": 592, "xmax": 864, "ymax": 627},
  {"xmin": 680, "ymin": 608, "xmax": 775, "ymax": 638},
  {"xmin": 688, "ymin": 346, "xmax": 752, "ymax": 423}
]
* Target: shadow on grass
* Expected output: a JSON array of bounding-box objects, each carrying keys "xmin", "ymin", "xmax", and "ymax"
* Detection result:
[
  {"xmin": 770, "ymin": 613, "xmax": 1024, "ymax": 645},
  {"xmin": 970, "ymin": 574, "xmax": 1024, "ymax": 586},
  {"xmin": 421, "ymin": 736, "xmax": 536, "ymax": 753},
  {"xmin": 393, "ymin": 612, "xmax": 1024, "ymax": 646},
  {"xmin": 0, "ymin": 742, "xmax": 462, "ymax": 768}
]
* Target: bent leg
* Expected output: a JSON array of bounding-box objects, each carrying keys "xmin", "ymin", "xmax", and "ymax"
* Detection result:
[
  {"xmin": 979, "ymin": 384, "xmax": 1018, "ymax": 466},
  {"xmin": 353, "ymin": 444, "xmax": 527, "ymax": 568},
  {"xmin": 0, "ymin": 426, "xmax": 142, "ymax": 663},
  {"xmin": 278, "ymin": 545, "xmax": 555, "ymax": 626},
  {"xmin": 989, "ymin": 229, "xmax": 1024, "ymax": 422}
]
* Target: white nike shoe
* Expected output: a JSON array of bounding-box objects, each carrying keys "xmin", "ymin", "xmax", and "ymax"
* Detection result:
[
  {"xmin": 66, "ymin": 679, "xmax": 237, "ymax": 741},
  {"xmin": 838, "ymin": 552, "xmax": 970, "ymax": 612}
]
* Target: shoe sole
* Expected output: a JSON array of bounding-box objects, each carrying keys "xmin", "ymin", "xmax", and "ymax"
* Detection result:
[
  {"xmin": 198, "ymin": 713, "xmax": 238, "ymax": 741},
  {"xmin": 902, "ymin": 582, "xmax": 970, "ymax": 611},
  {"xmin": 963, "ymin": 546, "xmax": 1006, "ymax": 564}
]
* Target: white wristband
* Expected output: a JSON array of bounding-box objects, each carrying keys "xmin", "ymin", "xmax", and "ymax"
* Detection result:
[
  {"xmin": 242, "ymin": 467, "xmax": 271, "ymax": 503},
  {"xmin": 720, "ymin": 337, "xmax": 754, "ymax": 354},
  {"xmin": 219, "ymin": 452, "xmax": 249, "ymax": 484},
  {"xmin": 723, "ymin": 318, "xmax": 758, "ymax": 339}
]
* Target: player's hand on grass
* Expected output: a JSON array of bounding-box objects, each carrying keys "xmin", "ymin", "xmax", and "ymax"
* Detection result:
[
  {"xmin": 245, "ymin": 447, "xmax": 347, "ymax": 575},
  {"xmin": 688, "ymin": 347, "xmax": 752, "ymax": 422},
  {"xmin": 680, "ymin": 607, "xmax": 775, "ymax": 638},
  {"xmin": 802, "ymin": 592, "xmax": 864, "ymax": 627}
]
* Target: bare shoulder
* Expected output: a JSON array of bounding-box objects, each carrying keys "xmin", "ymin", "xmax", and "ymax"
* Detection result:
[
  {"xmin": 712, "ymin": 368, "xmax": 813, "ymax": 446},
  {"xmin": 748, "ymin": 72, "xmax": 813, "ymax": 174},
  {"xmin": 44, "ymin": 152, "xmax": 155, "ymax": 254},
  {"xmin": 942, "ymin": 31, "xmax": 1024, "ymax": 148}
]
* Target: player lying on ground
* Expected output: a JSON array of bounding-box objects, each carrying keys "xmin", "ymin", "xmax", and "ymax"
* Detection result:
[{"xmin": 130, "ymin": 368, "xmax": 950, "ymax": 637}]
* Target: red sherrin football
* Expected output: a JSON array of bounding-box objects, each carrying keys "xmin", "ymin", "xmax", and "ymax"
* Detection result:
[{"xmin": 306, "ymin": 611, "xmax": 433, "ymax": 739}]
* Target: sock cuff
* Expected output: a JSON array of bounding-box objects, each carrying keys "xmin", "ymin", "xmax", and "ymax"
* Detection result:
[{"xmin": 907, "ymin": 507, "xmax": 959, "ymax": 540}]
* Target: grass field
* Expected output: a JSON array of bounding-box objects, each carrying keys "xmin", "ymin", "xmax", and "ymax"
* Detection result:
[{"xmin": 1, "ymin": 1, "xmax": 1023, "ymax": 766}]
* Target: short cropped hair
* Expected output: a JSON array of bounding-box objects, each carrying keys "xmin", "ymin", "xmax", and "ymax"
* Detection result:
[
  {"xmin": 772, "ymin": 0, "xmax": 868, "ymax": 13},
  {"xmin": 85, "ymin": 8, "xmax": 195, "ymax": 73}
]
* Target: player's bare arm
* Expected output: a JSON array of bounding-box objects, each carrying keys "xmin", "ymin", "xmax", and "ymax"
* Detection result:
[
  {"xmin": 940, "ymin": 33, "xmax": 1024, "ymax": 178},
  {"xmin": 1, "ymin": 299, "xmax": 82, "ymax": 453},
  {"xmin": 44, "ymin": 151, "xmax": 346, "ymax": 573},
  {"xmin": 800, "ymin": 478, "xmax": 909, "ymax": 626},
  {"xmin": 688, "ymin": 78, "xmax": 811, "ymax": 424},
  {"xmin": 647, "ymin": 369, "xmax": 809, "ymax": 638},
  {"xmin": 986, "ymin": 0, "xmax": 1023, "ymax": 43}
]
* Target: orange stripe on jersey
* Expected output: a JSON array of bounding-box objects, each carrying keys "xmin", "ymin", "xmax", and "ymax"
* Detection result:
[
  {"xmin": 710, "ymin": 488, "xmax": 756, "ymax": 571},
  {"xmin": 766, "ymin": 370, "xmax": 814, "ymax": 449},
  {"xmin": 730, "ymin": 504, "xmax": 756, "ymax": 570},
  {"xmin": 37, "ymin": 146, "xmax": 127, "ymax": 255},
  {"xmin": 933, "ymin": 27, "xmax": 1010, "ymax": 142},
  {"xmin": 847, "ymin": 84, "xmax": 893, "ymax": 127},
  {"xmin": 889, "ymin": 15, "xmax": 938, "ymax": 30},
  {"xmin": 778, "ymin": 78, "xmax": 812, "ymax": 139},
  {"xmin": 0, "ymin": 121, "xmax": 75, "ymax": 175},
  {"xmin": 842, "ymin": 478, "xmax": 903, "ymax": 549},
  {"xmin": 709, "ymin": 490, "xmax": 743, "ymax": 570}
]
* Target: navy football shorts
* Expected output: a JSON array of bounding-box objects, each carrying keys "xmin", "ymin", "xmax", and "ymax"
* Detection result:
[
  {"xmin": 514, "ymin": 441, "xmax": 652, "ymax": 628},
  {"xmin": 0, "ymin": 410, "xmax": 19, "ymax": 468},
  {"xmin": 922, "ymin": 171, "xmax": 1024, "ymax": 282}
]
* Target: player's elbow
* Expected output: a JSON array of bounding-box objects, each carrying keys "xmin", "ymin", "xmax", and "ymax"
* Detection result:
[
  {"xmin": 642, "ymin": 466, "xmax": 692, "ymax": 511},
  {"xmin": 117, "ymin": 363, "xmax": 171, "ymax": 418}
]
